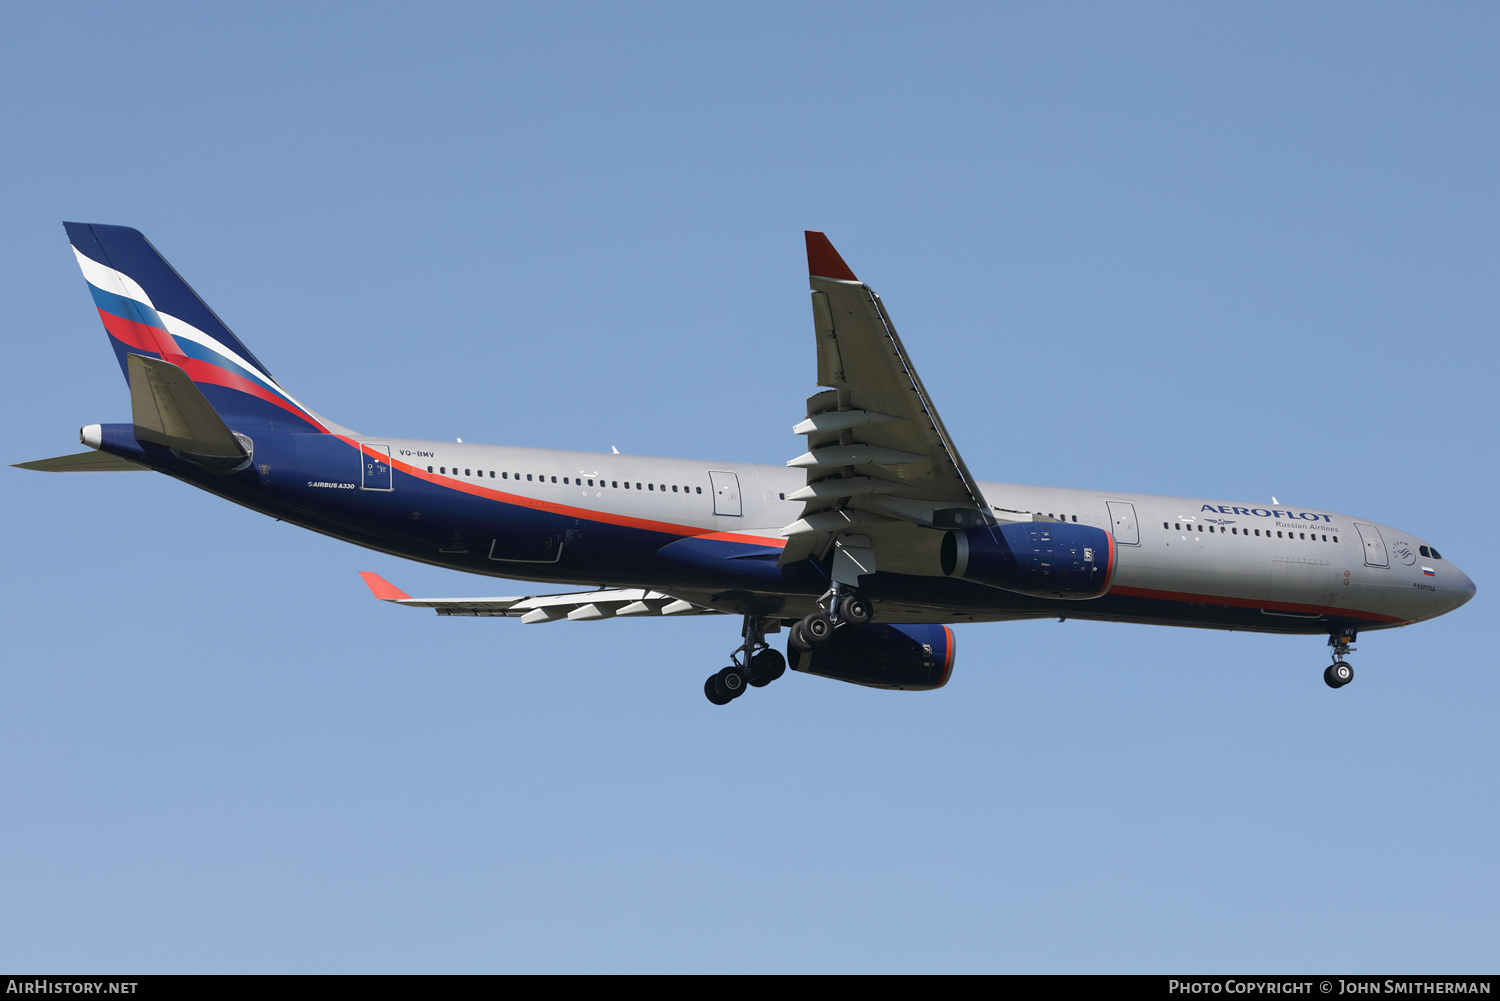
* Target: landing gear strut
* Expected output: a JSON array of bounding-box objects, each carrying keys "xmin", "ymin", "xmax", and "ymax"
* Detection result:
[
  {"xmin": 1325, "ymin": 628, "xmax": 1356, "ymax": 689},
  {"xmin": 703, "ymin": 614, "xmax": 786, "ymax": 705},
  {"xmin": 788, "ymin": 583, "xmax": 874, "ymax": 653}
]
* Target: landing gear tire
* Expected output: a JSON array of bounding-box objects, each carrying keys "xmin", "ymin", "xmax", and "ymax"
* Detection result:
[
  {"xmin": 715, "ymin": 665, "xmax": 748, "ymax": 699},
  {"xmin": 838, "ymin": 595, "xmax": 873, "ymax": 627},
  {"xmin": 1324, "ymin": 661, "xmax": 1354, "ymax": 689},
  {"xmin": 704, "ymin": 676, "xmax": 733, "ymax": 705},
  {"xmin": 801, "ymin": 610, "xmax": 834, "ymax": 647},
  {"xmin": 748, "ymin": 649, "xmax": 786, "ymax": 687},
  {"xmin": 788, "ymin": 620, "xmax": 812, "ymax": 653}
]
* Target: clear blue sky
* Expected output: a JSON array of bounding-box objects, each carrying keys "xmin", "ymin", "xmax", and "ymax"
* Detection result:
[{"xmin": 2, "ymin": 2, "xmax": 1496, "ymax": 972}]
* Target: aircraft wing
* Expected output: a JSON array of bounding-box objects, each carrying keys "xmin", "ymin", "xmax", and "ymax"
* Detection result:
[
  {"xmin": 359, "ymin": 572, "xmax": 725, "ymax": 621},
  {"xmin": 779, "ymin": 233, "xmax": 995, "ymax": 571}
]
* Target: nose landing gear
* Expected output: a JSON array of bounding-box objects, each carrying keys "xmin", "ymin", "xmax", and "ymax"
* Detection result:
[
  {"xmin": 703, "ymin": 614, "xmax": 787, "ymax": 705},
  {"xmin": 1325, "ymin": 628, "xmax": 1356, "ymax": 689}
]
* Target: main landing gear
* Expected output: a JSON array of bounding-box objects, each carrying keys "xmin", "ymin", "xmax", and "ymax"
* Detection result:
[
  {"xmin": 1324, "ymin": 628, "xmax": 1356, "ymax": 689},
  {"xmin": 787, "ymin": 585, "xmax": 872, "ymax": 654},
  {"xmin": 704, "ymin": 614, "xmax": 788, "ymax": 705},
  {"xmin": 702, "ymin": 589, "xmax": 876, "ymax": 705}
]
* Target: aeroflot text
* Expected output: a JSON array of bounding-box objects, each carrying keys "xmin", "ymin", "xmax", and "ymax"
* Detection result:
[{"xmin": 1201, "ymin": 506, "xmax": 1334, "ymax": 522}]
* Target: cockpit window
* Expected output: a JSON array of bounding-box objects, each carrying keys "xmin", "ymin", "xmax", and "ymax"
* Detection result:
[{"xmin": 1431, "ymin": 547, "xmax": 1443, "ymax": 560}]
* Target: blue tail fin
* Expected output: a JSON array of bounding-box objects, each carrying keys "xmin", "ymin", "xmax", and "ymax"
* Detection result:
[{"xmin": 64, "ymin": 222, "xmax": 329, "ymax": 434}]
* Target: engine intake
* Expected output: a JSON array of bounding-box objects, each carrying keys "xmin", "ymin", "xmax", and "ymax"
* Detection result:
[
  {"xmin": 788, "ymin": 623, "xmax": 954, "ymax": 691},
  {"xmin": 941, "ymin": 522, "xmax": 1115, "ymax": 599}
]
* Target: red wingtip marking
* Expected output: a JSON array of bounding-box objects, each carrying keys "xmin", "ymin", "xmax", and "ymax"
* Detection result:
[
  {"xmin": 805, "ymin": 231, "xmax": 858, "ymax": 281},
  {"xmin": 359, "ymin": 571, "xmax": 411, "ymax": 601}
]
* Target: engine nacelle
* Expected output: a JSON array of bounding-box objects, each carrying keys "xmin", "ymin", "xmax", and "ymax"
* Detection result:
[
  {"xmin": 788, "ymin": 623, "xmax": 955, "ymax": 691},
  {"xmin": 941, "ymin": 522, "xmax": 1115, "ymax": 599}
]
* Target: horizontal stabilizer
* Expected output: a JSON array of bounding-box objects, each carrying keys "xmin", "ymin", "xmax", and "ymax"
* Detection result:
[
  {"xmin": 129, "ymin": 354, "xmax": 247, "ymax": 470},
  {"xmin": 13, "ymin": 451, "xmax": 147, "ymax": 472},
  {"xmin": 358, "ymin": 572, "xmax": 722, "ymax": 619}
]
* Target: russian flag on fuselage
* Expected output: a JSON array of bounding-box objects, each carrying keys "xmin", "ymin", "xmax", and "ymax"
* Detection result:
[{"xmin": 64, "ymin": 222, "xmax": 325, "ymax": 434}]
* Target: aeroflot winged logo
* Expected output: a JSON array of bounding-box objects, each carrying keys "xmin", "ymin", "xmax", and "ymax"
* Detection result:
[{"xmin": 1201, "ymin": 504, "xmax": 1334, "ymax": 523}]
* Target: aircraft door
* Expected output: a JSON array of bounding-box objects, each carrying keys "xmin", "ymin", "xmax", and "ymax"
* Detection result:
[
  {"xmin": 1354, "ymin": 522, "xmax": 1389, "ymax": 567},
  {"xmin": 1106, "ymin": 501, "xmax": 1139, "ymax": 545},
  {"xmin": 360, "ymin": 444, "xmax": 393, "ymax": 491},
  {"xmin": 709, "ymin": 471, "xmax": 742, "ymax": 516}
]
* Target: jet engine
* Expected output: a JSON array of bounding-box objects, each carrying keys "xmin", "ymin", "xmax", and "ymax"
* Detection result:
[
  {"xmin": 787, "ymin": 623, "xmax": 954, "ymax": 691},
  {"xmin": 941, "ymin": 522, "xmax": 1115, "ymax": 599}
]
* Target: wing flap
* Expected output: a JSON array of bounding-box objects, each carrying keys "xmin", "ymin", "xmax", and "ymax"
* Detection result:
[{"xmin": 358, "ymin": 573, "xmax": 723, "ymax": 619}]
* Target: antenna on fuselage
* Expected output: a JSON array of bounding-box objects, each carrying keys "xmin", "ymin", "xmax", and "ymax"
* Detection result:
[
  {"xmin": 611, "ymin": 446, "xmax": 620, "ymax": 454},
  {"xmin": 1272, "ymin": 496, "xmax": 1278, "ymax": 504}
]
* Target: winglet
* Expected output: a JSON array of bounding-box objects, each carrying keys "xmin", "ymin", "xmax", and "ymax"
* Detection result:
[
  {"xmin": 805, "ymin": 231, "xmax": 858, "ymax": 282},
  {"xmin": 359, "ymin": 571, "xmax": 411, "ymax": 601}
]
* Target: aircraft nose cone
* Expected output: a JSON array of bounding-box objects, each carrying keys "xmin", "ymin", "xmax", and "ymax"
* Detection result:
[{"xmin": 1449, "ymin": 565, "xmax": 1476, "ymax": 609}]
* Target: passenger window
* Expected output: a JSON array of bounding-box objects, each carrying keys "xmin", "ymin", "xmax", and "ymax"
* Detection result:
[
  {"xmin": 527, "ymin": 474, "xmax": 532, "ymax": 481},
  {"xmin": 1072, "ymin": 515, "xmax": 1077, "ymax": 522},
  {"xmin": 672, "ymin": 485, "xmax": 678, "ymax": 493},
  {"xmin": 465, "ymin": 469, "xmax": 471, "ymax": 476},
  {"xmin": 779, "ymin": 492, "xmax": 785, "ymax": 500},
  {"xmin": 636, "ymin": 483, "xmax": 642, "ymax": 490},
  {"xmin": 427, "ymin": 466, "xmax": 433, "ymax": 473},
  {"xmin": 1334, "ymin": 536, "xmax": 1339, "ymax": 543},
  {"xmin": 1321, "ymin": 535, "xmax": 1327, "ymax": 541},
  {"xmin": 1164, "ymin": 522, "xmax": 1169, "ymax": 529},
  {"xmin": 551, "ymin": 476, "xmax": 557, "ymax": 483},
  {"xmin": 612, "ymin": 481, "xmax": 618, "ymax": 488},
  {"xmin": 696, "ymin": 487, "xmax": 702, "ymax": 494},
  {"xmin": 489, "ymin": 471, "xmax": 495, "ymax": 478}
]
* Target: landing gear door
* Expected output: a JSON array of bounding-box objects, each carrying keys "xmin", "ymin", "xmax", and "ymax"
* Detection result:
[
  {"xmin": 709, "ymin": 470, "xmax": 742, "ymax": 516},
  {"xmin": 1106, "ymin": 501, "xmax": 1139, "ymax": 545},
  {"xmin": 360, "ymin": 443, "xmax": 392, "ymax": 491},
  {"xmin": 1354, "ymin": 522, "xmax": 1388, "ymax": 568}
]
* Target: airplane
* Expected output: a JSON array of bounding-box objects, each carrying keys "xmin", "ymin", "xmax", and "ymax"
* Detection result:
[{"xmin": 18, "ymin": 223, "xmax": 1476, "ymax": 705}]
